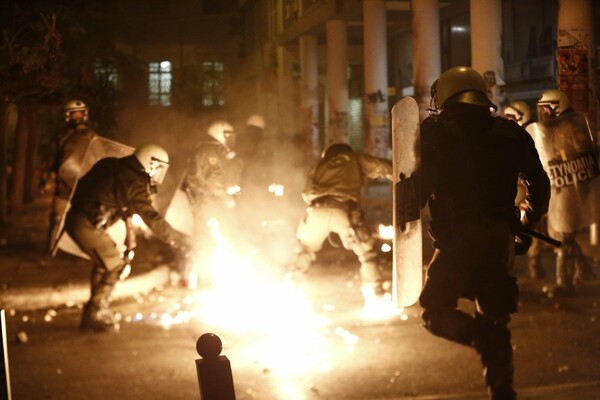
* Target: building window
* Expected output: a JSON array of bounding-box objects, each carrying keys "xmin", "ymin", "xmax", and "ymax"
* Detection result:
[
  {"xmin": 94, "ymin": 62, "xmax": 118, "ymax": 89},
  {"xmin": 148, "ymin": 61, "xmax": 172, "ymax": 107},
  {"xmin": 202, "ymin": 60, "xmax": 225, "ymax": 107}
]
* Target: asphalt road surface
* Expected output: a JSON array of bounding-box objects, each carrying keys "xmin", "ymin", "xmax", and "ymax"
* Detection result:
[{"xmin": 4, "ymin": 247, "xmax": 600, "ymax": 400}]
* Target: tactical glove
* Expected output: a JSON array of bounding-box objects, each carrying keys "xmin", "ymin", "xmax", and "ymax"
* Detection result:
[{"xmin": 514, "ymin": 232, "xmax": 532, "ymax": 255}]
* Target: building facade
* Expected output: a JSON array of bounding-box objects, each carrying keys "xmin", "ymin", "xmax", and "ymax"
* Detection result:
[{"xmin": 87, "ymin": 0, "xmax": 599, "ymax": 159}]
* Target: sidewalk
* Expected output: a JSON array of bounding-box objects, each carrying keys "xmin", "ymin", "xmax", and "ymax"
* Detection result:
[
  {"xmin": 0, "ymin": 184, "xmax": 394, "ymax": 313},
  {"xmin": 0, "ymin": 196, "xmax": 172, "ymax": 311}
]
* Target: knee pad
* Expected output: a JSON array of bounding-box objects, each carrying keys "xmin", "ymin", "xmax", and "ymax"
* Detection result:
[{"xmin": 421, "ymin": 309, "xmax": 477, "ymax": 347}]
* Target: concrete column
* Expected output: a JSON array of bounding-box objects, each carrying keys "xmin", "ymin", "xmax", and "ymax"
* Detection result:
[
  {"xmin": 470, "ymin": 0, "xmax": 505, "ymax": 111},
  {"xmin": 277, "ymin": 45, "xmax": 296, "ymax": 137},
  {"xmin": 558, "ymin": 0, "xmax": 597, "ymax": 134},
  {"xmin": 326, "ymin": 19, "xmax": 349, "ymax": 145},
  {"xmin": 411, "ymin": 0, "xmax": 441, "ymax": 121},
  {"xmin": 300, "ymin": 35, "xmax": 320, "ymax": 158},
  {"xmin": 363, "ymin": 0, "xmax": 390, "ymax": 157}
]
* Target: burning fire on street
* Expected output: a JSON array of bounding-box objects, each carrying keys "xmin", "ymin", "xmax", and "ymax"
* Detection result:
[{"xmin": 121, "ymin": 197, "xmax": 409, "ymax": 387}]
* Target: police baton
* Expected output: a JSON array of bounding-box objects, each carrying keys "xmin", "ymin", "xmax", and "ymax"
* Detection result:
[{"xmin": 518, "ymin": 226, "xmax": 562, "ymax": 248}]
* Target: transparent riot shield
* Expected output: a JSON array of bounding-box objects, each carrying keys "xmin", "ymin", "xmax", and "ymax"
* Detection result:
[
  {"xmin": 164, "ymin": 172, "xmax": 196, "ymax": 236},
  {"xmin": 526, "ymin": 112, "xmax": 600, "ymax": 233},
  {"xmin": 392, "ymin": 96, "xmax": 423, "ymax": 308},
  {"xmin": 50, "ymin": 137, "xmax": 135, "ymax": 258}
]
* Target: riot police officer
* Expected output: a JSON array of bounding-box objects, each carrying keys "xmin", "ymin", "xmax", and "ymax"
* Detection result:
[
  {"xmin": 530, "ymin": 89, "xmax": 598, "ymax": 296},
  {"xmin": 65, "ymin": 143, "xmax": 190, "ymax": 332},
  {"xmin": 184, "ymin": 120, "xmax": 236, "ymax": 208},
  {"xmin": 289, "ymin": 142, "xmax": 393, "ymax": 308},
  {"xmin": 48, "ymin": 99, "xmax": 99, "ymax": 254},
  {"xmin": 502, "ymin": 100, "xmax": 548, "ymax": 280},
  {"xmin": 419, "ymin": 66, "xmax": 550, "ymax": 400},
  {"xmin": 503, "ymin": 100, "xmax": 532, "ymax": 128},
  {"xmin": 181, "ymin": 120, "xmax": 237, "ymax": 289},
  {"xmin": 237, "ymin": 114, "xmax": 269, "ymax": 193}
]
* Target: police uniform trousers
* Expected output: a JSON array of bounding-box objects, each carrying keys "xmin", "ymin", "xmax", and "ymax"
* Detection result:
[
  {"xmin": 419, "ymin": 218, "xmax": 518, "ymax": 400},
  {"xmin": 47, "ymin": 196, "xmax": 69, "ymax": 254},
  {"xmin": 294, "ymin": 204, "xmax": 381, "ymax": 289},
  {"xmin": 187, "ymin": 198, "xmax": 232, "ymax": 288},
  {"xmin": 65, "ymin": 211, "xmax": 125, "ymax": 313}
]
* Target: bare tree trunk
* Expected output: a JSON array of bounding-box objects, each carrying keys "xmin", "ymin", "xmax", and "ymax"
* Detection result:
[
  {"xmin": 0, "ymin": 100, "xmax": 9, "ymax": 226},
  {"xmin": 25, "ymin": 101, "xmax": 40, "ymax": 202},
  {"xmin": 9, "ymin": 98, "xmax": 30, "ymax": 214}
]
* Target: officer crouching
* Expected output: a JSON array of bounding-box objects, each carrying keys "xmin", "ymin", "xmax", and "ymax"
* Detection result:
[
  {"xmin": 66, "ymin": 143, "xmax": 191, "ymax": 333},
  {"xmin": 290, "ymin": 142, "xmax": 393, "ymax": 308}
]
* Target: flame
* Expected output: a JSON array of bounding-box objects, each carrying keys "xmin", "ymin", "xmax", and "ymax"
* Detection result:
[
  {"xmin": 378, "ymin": 224, "xmax": 394, "ymax": 240},
  {"xmin": 268, "ymin": 183, "xmax": 285, "ymax": 197},
  {"xmin": 226, "ymin": 185, "xmax": 241, "ymax": 195},
  {"xmin": 122, "ymin": 216, "xmax": 409, "ymax": 393}
]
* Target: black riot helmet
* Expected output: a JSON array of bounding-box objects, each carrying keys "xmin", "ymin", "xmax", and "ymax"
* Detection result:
[
  {"xmin": 435, "ymin": 66, "xmax": 496, "ymax": 112},
  {"xmin": 321, "ymin": 142, "xmax": 353, "ymax": 161}
]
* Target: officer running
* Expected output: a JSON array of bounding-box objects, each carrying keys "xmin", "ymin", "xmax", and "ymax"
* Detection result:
[{"xmin": 418, "ymin": 66, "xmax": 550, "ymax": 400}]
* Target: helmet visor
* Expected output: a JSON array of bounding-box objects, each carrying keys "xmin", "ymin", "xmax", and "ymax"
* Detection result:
[
  {"xmin": 148, "ymin": 158, "xmax": 169, "ymax": 186},
  {"xmin": 537, "ymin": 102, "xmax": 560, "ymax": 122},
  {"xmin": 444, "ymin": 90, "xmax": 497, "ymax": 111},
  {"xmin": 503, "ymin": 106, "xmax": 523, "ymax": 125}
]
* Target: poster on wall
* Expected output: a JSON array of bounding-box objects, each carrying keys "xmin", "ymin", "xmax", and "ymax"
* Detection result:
[{"xmin": 558, "ymin": 48, "xmax": 590, "ymax": 119}]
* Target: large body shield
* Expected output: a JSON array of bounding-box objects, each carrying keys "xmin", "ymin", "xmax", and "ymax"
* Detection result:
[
  {"xmin": 164, "ymin": 172, "xmax": 196, "ymax": 236},
  {"xmin": 51, "ymin": 137, "xmax": 135, "ymax": 258},
  {"xmin": 526, "ymin": 112, "xmax": 600, "ymax": 233},
  {"xmin": 391, "ymin": 97, "xmax": 423, "ymax": 308}
]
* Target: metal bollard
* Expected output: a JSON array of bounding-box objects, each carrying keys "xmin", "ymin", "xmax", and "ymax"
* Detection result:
[
  {"xmin": 1, "ymin": 310, "xmax": 12, "ymax": 400},
  {"xmin": 195, "ymin": 333, "xmax": 236, "ymax": 400}
]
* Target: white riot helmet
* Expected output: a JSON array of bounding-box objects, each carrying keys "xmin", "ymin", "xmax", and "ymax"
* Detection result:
[
  {"xmin": 134, "ymin": 143, "xmax": 170, "ymax": 187},
  {"xmin": 207, "ymin": 120, "xmax": 236, "ymax": 152},
  {"xmin": 63, "ymin": 99, "xmax": 89, "ymax": 123},
  {"xmin": 321, "ymin": 142, "xmax": 353, "ymax": 161},
  {"xmin": 435, "ymin": 66, "xmax": 497, "ymax": 111},
  {"xmin": 537, "ymin": 89, "xmax": 570, "ymax": 122},
  {"xmin": 246, "ymin": 114, "xmax": 265, "ymax": 129},
  {"xmin": 503, "ymin": 101, "xmax": 531, "ymax": 126}
]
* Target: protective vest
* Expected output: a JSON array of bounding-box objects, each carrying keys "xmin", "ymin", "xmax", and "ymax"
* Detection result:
[
  {"xmin": 302, "ymin": 152, "xmax": 392, "ymax": 204},
  {"xmin": 70, "ymin": 155, "xmax": 182, "ymax": 246},
  {"xmin": 421, "ymin": 105, "xmax": 550, "ymax": 228},
  {"xmin": 185, "ymin": 136, "xmax": 229, "ymax": 203}
]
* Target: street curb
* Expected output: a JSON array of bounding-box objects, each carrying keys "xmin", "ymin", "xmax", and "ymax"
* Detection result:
[{"xmin": 0, "ymin": 265, "xmax": 171, "ymax": 312}]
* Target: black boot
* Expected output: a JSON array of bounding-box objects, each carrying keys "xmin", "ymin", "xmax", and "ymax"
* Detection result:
[
  {"xmin": 573, "ymin": 244, "xmax": 596, "ymax": 285},
  {"xmin": 80, "ymin": 302, "xmax": 119, "ymax": 333},
  {"xmin": 80, "ymin": 269, "xmax": 120, "ymax": 333},
  {"xmin": 548, "ymin": 250, "xmax": 576, "ymax": 298},
  {"xmin": 474, "ymin": 314, "xmax": 516, "ymax": 400}
]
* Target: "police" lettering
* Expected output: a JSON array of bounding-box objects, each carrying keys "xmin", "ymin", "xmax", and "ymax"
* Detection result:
[{"xmin": 547, "ymin": 152, "xmax": 600, "ymax": 188}]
